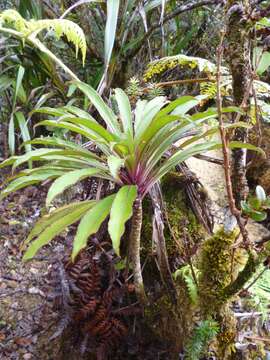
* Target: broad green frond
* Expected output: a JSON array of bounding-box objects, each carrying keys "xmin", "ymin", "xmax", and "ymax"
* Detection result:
[
  {"xmin": 0, "ymin": 10, "xmax": 86, "ymax": 64},
  {"xmin": 0, "ymin": 9, "xmax": 26, "ymax": 32}
]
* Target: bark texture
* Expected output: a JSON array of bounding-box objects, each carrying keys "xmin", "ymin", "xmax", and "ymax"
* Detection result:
[
  {"xmin": 226, "ymin": 1, "xmax": 251, "ymax": 208},
  {"xmin": 129, "ymin": 197, "xmax": 147, "ymax": 304}
]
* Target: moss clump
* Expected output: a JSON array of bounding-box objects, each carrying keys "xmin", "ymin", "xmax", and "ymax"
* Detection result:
[
  {"xmin": 141, "ymin": 172, "xmax": 205, "ymax": 262},
  {"xmin": 222, "ymin": 250, "xmax": 258, "ymax": 300},
  {"xmin": 198, "ymin": 228, "xmax": 240, "ymax": 315},
  {"xmin": 162, "ymin": 172, "xmax": 205, "ymax": 255}
]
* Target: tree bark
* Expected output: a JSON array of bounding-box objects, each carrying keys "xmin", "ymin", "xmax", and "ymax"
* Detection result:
[
  {"xmin": 225, "ymin": 1, "xmax": 251, "ymax": 208},
  {"xmin": 129, "ymin": 197, "xmax": 148, "ymax": 305}
]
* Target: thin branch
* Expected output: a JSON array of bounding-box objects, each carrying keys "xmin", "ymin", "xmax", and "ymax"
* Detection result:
[
  {"xmin": 152, "ymin": 77, "xmax": 215, "ymax": 88},
  {"xmin": 243, "ymin": 266, "xmax": 267, "ymax": 292},
  {"xmin": 193, "ymin": 154, "xmax": 223, "ymax": 165},
  {"xmin": 216, "ymin": 30, "xmax": 250, "ymax": 246},
  {"xmin": 216, "ymin": 32, "xmax": 239, "ymax": 217},
  {"xmin": 127, "ymin": 0, "xmax": 223, "ymax": 58}
]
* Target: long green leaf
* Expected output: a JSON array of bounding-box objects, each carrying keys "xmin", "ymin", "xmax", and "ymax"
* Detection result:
[
  {"xmin": 24, "ymin": 201, "xmax": 95, "ymax": 246},
  {"xmin": 154, "ymin": 141, "xmax": 221, "ymax": 182},
  {"xmin": 0, "ymin": 171, "xmax": 62, "ymax": 200},
  {"xmin": 104, "ymin": 0, "xmax": 120, "ymax": 69},
  {"xmin": 114, "ymin": 88, "xmax": 133, "ymax": 136},
  {"xmin": 134, "ymin": 96, "xmax": 167, "ymax": 142},
  {"xmin": 155, "ymin": 96, "xmax": 196, "ymax": 118},
  {"xmin": 13, "ymin": 65, "xmax": 25, "ymax": 109},
  {"xmin": 108, "ymin": 185, "xmax": 137, "ymax": 256},
  {"xmin": 23, "ymin": 202, "xmax": 93, "ymax": 261},
  {"xmin": 228, "ymin": 141, "xmax": 266, "ymax": 157},
  {"xmin": 8, "ymin": 113, "xmax": 15, "ymax": 156},
  {"xmin": 46, "ymin": 168, "xmax": 100, "ymax": 206},
  {"xmin": 12, "ymin": 148, "xmax": 103, "ymax": 170},
  {"xmin": 72, "ymin": 194, "xmax": 115, "ymax": 260},
  {"xmin": 73, "ymin": 81, "xmax": 121, "ymax": 135},
  {"xmin": 15, "ymin": 112, "xmax": 31, "ymax": 153}
]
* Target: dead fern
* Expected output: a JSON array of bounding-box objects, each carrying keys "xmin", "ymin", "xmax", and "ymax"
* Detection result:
[{"xmin": 48, "ymin": 248, "xmax": 140, "ymax": 359}]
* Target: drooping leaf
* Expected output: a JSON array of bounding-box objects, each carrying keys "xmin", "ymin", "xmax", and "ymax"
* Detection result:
[
  {"xmin": 60, "ymin": 0, "xmax": 104, "ymax": 19},
  {"xmin": 72, "ymin": 194, "xmax": 115, "ymax": 260},
  {"xmin": 108, "ymin": 185, "xmax": 137, "ymax": 256},
  {"xmin": 24, "ymin": 201, "xmax": 95, "ymax": 246},
  {"xmin": 0, "ymin": 171, "xmax": 62, "ymax": 200},
  {"xmin": 228, "ymin": 141, "xmax": 266, "ymax": 157},
  {"xmin": 23, "ymin": 202, "xmax": 93, "ymax": 260}
]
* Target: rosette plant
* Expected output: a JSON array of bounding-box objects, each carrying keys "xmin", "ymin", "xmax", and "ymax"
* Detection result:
[{"xmin": 0, "ymin": 81, "xmax": 259, "ymax": 303}]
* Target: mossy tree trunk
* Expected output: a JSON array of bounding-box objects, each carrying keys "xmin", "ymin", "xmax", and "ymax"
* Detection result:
[{"xmin": 225, "ymin": 0, "xmax": 251, "ymax": 208}]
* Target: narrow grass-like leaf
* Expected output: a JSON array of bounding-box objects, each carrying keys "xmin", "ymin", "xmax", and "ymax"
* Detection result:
[
  {"xmin": 104, "ymin": 0, "xmax": 120, "ymax": 69},
  {"xmin": 15, "ymin": 112, "xmax": 31, "ymax": 153},
  {"xmin": 228, "ymin": 141, "xmax": 266, "ymax": 157},
  {"xmin": 0, "ymin": 171, "xmax": 61, "ymax": 200}
]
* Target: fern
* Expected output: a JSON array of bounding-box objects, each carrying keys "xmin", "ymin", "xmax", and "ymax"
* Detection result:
[
  {"xmin": 185, "ymin": 320, "xmax": 219, "ymax": 360},
  {"xmin": 174, "ymin": 265, "xmax": 200, "ymax": 305},
  {"xmin": 143, "ymin": 54, "xmax": 228, "ymax": 82},
  {"xmin": 0, "ymin": 9, "xmax": 86, "ymax": 64}
]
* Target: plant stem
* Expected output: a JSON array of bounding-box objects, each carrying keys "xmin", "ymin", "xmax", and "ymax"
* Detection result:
[
  {"xmin": 0, "ymin": 26, "xmax": 80, "ymax": 82},
  {"xmin": 129, "ymin": 197, "xmax": 148, "ymax": 305},
  {"xmin": 216, "ymin": 30, "xmax": 250, "ymax": 246}
]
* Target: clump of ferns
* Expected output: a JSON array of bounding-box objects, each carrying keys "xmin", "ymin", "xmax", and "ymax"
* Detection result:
[
  {"xmin": 174, "ymin": 265, "xmax": 200, "ymax": 306},
  {"xmin": 185, "ymin": 319, "xmax": 219, "ymax": 360},
  {"xmin": 0, "ymin": 80, "xmax": 262, "ymax": 305}
]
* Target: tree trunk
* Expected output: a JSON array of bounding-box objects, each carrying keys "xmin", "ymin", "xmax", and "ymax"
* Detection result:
[
  {"xmin": 129, "ymin": 197, "xmax": 148, "ymax": 305},
  {"xmin": 225, "ymin": 1, "xmax": 251, "ymax": 208}
]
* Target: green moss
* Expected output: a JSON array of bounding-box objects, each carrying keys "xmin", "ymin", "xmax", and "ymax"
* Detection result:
[
  {"xmin": 141, "ymin": 172, "xmax": 205, "ymax": 261},
  {"xmin": 198, "ymin": 228, "xmax": 239, "ymax": 315},
  {"xmin": 162, "ymin": 172, "xmax": 205, "ymax": 254},
  {"xmin": 222, "ymin": 250, "xmax": 258, "ymax": 300}
]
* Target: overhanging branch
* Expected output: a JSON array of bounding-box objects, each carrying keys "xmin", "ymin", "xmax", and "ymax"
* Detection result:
[{"xmin": 127, "ymin": 0, "xmax": 224, "ymax": 58}]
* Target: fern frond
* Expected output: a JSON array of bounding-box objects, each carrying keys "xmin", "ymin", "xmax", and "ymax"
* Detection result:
[
  {"xmin": 0, "ymin": 10, "xmax": 86, "ymax": 65},
  {"xmin": 174, "ymin": 265, "xmax": 200, "ymax": 305},
  {"xmin": 0, "ymin": 9, "xmax": 27, "ymax": 32},
  {"xmin": 185, "ymin": 320, "xmax": 219, "ymax": 360},
  {"xmin": 143, "ymin": 54, "xmax": 228, "ymax": 81}
]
